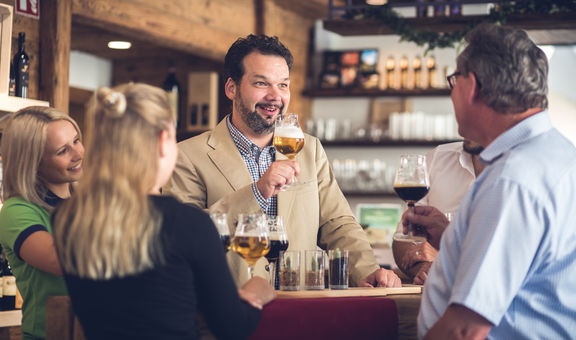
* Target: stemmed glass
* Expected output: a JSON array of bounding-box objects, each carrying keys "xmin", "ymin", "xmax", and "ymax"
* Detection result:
[
  {"xmin": 393, "ymin": 154, "xmax": 430, "ymax": 244},
  {"xmin": 273, "ymin": 113, "xmax": 305, "ymax": 189},
  {"xmin": 210, "ymin": 212, "xmax": 231, "ymax": 253},
  {"xmin": 265, "ymin": 216, "xmax": 289, "ymax": 288},
  {"xmin": 232, "ymin": 214, "xmax": 270, "ymax": 278}
]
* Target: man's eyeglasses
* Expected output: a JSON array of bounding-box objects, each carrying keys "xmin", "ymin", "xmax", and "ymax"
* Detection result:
[{"xmin": 446, "ymin": 71, "xmax": 461, "ymax": 89}]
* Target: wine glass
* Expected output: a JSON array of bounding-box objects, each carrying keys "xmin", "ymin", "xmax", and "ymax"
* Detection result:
[
  {"xmin": 210, "ymin": 212, "xmax": 231, "ymax": 253},
  {"xmin": 393, "ymin": 154, "xmax": 430, "ymax": 244},
  {"xmin": 232, "ymin": 214, "xmax": 270, "ymax": 278},
  {"xmin": 265, "ymin": 216, "xmax": 289, "ymax": 288},
  {"xmin": 273, "ymin": 113, "xmax": 305, "ymax": 189}
]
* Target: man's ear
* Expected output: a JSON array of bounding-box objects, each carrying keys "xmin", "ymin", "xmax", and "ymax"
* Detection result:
[
  {"xmin": 465, "ymin": 72, "xmax": 480, "ymax": 104},
  {"xmin": 159, "ymin": 129, "xmax": 169, "ymax": 157},
  {"xmin": 225, "ymin": 78, "xmax": 236, "ymax": 101}
]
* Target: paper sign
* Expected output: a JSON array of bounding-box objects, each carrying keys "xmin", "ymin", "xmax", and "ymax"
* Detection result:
[{"xmin": 16, "ymin": 0, "xmax": 39, "ymax": 20}]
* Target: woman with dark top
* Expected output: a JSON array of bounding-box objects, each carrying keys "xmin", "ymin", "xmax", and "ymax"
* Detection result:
[
  {"xmin": 53, "ymin": 83, "xmax": 274, "ymax": 340},
  {"xmin": 0, "ymin": 106, "xmax": 84, "ymax": 340}
]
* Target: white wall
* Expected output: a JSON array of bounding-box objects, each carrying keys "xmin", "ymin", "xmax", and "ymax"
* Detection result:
[{"xmin": 69, "ymin": 50, "xmax": 112, "ymax": 91}]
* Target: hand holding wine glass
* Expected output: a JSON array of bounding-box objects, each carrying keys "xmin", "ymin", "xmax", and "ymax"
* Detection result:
[
  {"xmin": 232, "ymin": 214, "xmax": 270, "ymax": 278},
  {"xmin": 393, "ymin": 155, "xmax": 430, "ymax": 244},
  {"xmin": 273, "ymin": 113, "xmax": 305, "ymax": 189}
]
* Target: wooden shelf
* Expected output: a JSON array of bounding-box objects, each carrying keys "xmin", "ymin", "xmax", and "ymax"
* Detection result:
[
  {"xmin": 342, "ymin": 190, "xmax": 397, "ymax": 197},
  {"xmin": 321, "ymin": 139, "xmax": 460, "ymax": 147},
  {"xmin": 323, "ymin": 12, "xmax": 576, "ymax": 38},
  {"xmin": 303, "ymin": 87, "xmax": 450, "ymax": 98},
  {"xmin": 0, "ymin": 310, "xmax": 21, "ymax": 328},
  {"xmin": 0, "ymin": 95, "xmax": 50, "ymax": 114}
]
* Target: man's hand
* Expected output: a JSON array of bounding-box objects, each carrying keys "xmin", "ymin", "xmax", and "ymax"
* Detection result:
[
  {"xmin": 413, "ymin": 261, "xmax": 433, "ymax": 285},
  {"xmin": 400, "ymin": 242, "xmax": 438, "ymax": 270},
  {"xmin": 256, "ymin": 160, "xmax": 300, "ymax": 199},
  {"xmin": 402, "ymin": 206, "xmax": 449, "ymax": 249},
  {"xmin": 358, "ymin": 268, "xmax": 402, "ymax": 288},
  {"xmin": 238, "ymin": 276, "xmax": 276, "ymax": 310}
]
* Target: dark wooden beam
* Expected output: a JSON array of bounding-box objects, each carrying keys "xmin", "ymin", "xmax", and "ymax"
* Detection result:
[{"xmin": 39, "ymin": 0, "xmax": 72, "ymax": 112}]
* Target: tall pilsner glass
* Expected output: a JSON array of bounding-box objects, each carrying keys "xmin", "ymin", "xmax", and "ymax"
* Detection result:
[
  {"xmin": 392, "ymin": 154, "xmax": 430, "ymax": 244},
  {"xmin": 232, "ymin": 214, "xmax": 270, "ymax": 278},
  {"xmin": 274, "ymin": 113, "xmax": 305, "ymax": 189}
]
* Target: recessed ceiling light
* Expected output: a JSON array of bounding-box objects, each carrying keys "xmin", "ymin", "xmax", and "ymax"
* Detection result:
[
  {"xmin": 107, "ymin": 41, "xmax": 132, "ymax": 50},
  {"xmin": 366, "ymin": 0, "xmax": 387, "ymax": 4}
]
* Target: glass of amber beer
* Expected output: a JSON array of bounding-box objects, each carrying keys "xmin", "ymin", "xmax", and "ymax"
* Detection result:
[
  {"xmin": 392, "ymin": 154, "xmax": 430, "ymax": 244},
  {"xmin": 232, "ymin": 214, "xmax": 270, "ymax": 278},
  {"xmin": 274, "ymin": 113, "xmax": 305, "ymax": 189}
]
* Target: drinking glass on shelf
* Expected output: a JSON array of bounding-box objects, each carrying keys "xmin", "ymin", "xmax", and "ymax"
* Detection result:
[
  {"xmin": 273, "ymin": 113, "xmax": 306, "ymax": 189},
  {"xmin": 393, "ymin": 154, "xmax": 430, "ymax": 244},
  {"xmin": 265, "ymin": 216, "xmax": 289, "ymax": 288},
  {"xmin": 232, "ymin": 214, "xmax": 270, "ymax": 278},
  {"xmin": 210, "ymin": 212, "xmax": 231, "ymax": 253}
]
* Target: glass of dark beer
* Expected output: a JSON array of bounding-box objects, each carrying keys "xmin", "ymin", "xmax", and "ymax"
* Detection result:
[
  {"xmin": 265, "ymin": 216, "xmax": 289, "ymax": 288},
  {"xmin": 210, "ymin": 212, "xmax": 231, "ymax": 252},
  {"xmin": 393, "ymin": 154, "xmax": 430, "ymax": 244}
]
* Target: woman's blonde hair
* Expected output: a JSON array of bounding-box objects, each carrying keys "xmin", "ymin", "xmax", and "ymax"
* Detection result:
[
  {"xmin": 54, "ymin": 83, "xmax": 173, "ymax": 279},
  {"xmin": 1, "ymin": 106, "xmax": 81, "ymax": 212}
]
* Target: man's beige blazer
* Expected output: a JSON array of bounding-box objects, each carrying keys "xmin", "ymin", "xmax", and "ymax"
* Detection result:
[{"xmin": 164, "ymin": 116, "xmax": 379, "ymax": 286}]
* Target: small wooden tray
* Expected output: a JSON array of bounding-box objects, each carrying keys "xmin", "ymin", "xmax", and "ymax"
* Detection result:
[{"xmin": 276, "ymin": 285, "xmax": 422, "ymax": 299}]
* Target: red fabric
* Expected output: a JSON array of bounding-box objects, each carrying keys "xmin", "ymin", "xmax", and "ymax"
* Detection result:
[{"xmin": 249, "ymin": 297, "xmax": 398, "ymax": 340}]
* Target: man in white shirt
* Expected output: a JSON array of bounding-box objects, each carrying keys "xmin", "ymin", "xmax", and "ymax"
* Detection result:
[{"xmin": 393, "ymin": 139, "xmax": 484, "ymax": 283}]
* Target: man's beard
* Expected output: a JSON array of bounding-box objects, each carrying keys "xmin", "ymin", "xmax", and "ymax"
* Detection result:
[
  {"xmin": 235, "ymin": 91, "xmax": 280, "ymax": 135},
  {"xmin": 463, "ymin": 140, "xmax": 484, "ymax": 155}
]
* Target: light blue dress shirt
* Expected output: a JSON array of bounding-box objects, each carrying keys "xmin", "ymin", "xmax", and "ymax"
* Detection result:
[{"xmin": 418, "ymin": 112, "xmax": 576, "ymax": 339}]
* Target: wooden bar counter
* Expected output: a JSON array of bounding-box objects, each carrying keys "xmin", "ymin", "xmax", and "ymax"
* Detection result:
[{"xmin": 251, "ymin": 286, "xmax": 422, "ymax": 340}]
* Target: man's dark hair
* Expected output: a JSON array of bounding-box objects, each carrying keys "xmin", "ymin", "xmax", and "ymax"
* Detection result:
[{"xmin": 224, "ymin": 34, "xmax": 294, "ymax": 83}]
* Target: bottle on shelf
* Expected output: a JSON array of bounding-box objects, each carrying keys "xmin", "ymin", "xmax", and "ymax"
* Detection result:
[
  {"xmin": 1, "ymin": 257, "xmax": 15, "ymax": 311},
  {"xmin": 399, "ymin": 56, "xmax": 409, "ymax": 89},
  {"xmin": 427, "ymin": 55, "xmax": 437, "ymax": 88},
  {"xmin": 450, "ymin": 1, "xmax": 462, "ymax": 16},
  {"xmin": 8, "ymin": 63, "xmax": 16, "ymax": 96},
  {"xmin": 415, "ymin": 0, "xmax": 428, "ymax": 18},
  {"xmin": 162, "ymin": 63, "xmax": 181, "ymax": 128},
  {"xmin": 13, "ymin": 32, "xmax": 30, "ymax": 98},
  {"xmin": 385, "ymin": 56, "xmax": 396, "ymax": 89},
  {"xmin": 433, "ymin": 0, "xmax": 446, "ymax": 17},
  {"xmin": 413, "ymin": 56, "xmax": 423, "ymax": 89}
]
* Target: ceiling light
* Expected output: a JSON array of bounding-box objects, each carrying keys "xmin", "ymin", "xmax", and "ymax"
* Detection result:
[
  {"xmin": 107, "ymin": 41, "xmax": 132, "ymax": 50},
  {"xmin": 366, "ymin": 0, "xmax": 387, "ymax": 5}
]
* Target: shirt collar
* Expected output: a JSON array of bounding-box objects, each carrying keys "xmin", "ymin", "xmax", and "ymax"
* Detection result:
[
  {"xmin": 44, "ymin": 190, "xmax": 64, "ymax": 207},
  {"xmin": 480, "ymin": 111, "xmax": 552, "ymax": 164},
  {"xmin": 226, "ymin": 116, "xmax": 275, "ymax": 157}
]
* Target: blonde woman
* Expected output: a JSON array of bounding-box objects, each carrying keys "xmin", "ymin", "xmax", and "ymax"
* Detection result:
[
  {"xmin": 53, "ymin": 83, "xmax": 274, "ymax": 340},
  {"xmin": 0, "ymin": 107, "xmax": 84, "ymax": 340}
]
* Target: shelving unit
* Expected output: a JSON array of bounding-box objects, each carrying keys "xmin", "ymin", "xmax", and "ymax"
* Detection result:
[
  {"xmin": 0, "ymin": 4, "xmax": 48, "ymax": 122},
  {"xmin": 323, "ymin": 12, "xmax": 576, "ymax": 38},
  {"xmin": 303, "ymin": 88, "xmax": 450, "ymax": 98},
  {"xmin": 321, "ymin": 138, "xmax": 460, "ymax": 147}
]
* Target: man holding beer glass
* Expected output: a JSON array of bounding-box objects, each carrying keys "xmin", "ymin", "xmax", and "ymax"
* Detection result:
[{"xmin": 164, "ymin": 34, "xmax": 400, "ymax": 288}]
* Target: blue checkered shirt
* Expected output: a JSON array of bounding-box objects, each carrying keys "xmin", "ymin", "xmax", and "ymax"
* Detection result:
[{"xmin": 226, "ymin": 117, "xmax": 278, "ymax": 217}]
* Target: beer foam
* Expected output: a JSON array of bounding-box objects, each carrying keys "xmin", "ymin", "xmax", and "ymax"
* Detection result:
[{"xmin": 274, "ymin": 126, "xmax": 304, "ymax": 138}]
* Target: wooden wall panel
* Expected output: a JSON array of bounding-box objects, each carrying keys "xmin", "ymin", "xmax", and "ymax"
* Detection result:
[
  {"xmin": 263, "ymin": 2, "xmax": 314, "ymax": 121},
  {"xmin": 72, "ymin": 0, "xmax": 256, "ymax": 62}
]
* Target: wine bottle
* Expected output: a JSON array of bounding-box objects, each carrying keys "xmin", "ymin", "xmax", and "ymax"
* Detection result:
[
  {"xmin": 13, "ymin": 32, "xmax": 30, "ymax": 98},
  {"xmin": 8, "ymin": 63, "xmax": 16, "ymax": 96},
  {"xmin": 162, "ymin": 64, "xmax": 181, "ymax": 128},
  {"xmin": 1, "ymin": 259, "xmax": 15, "ymax": 311}
]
